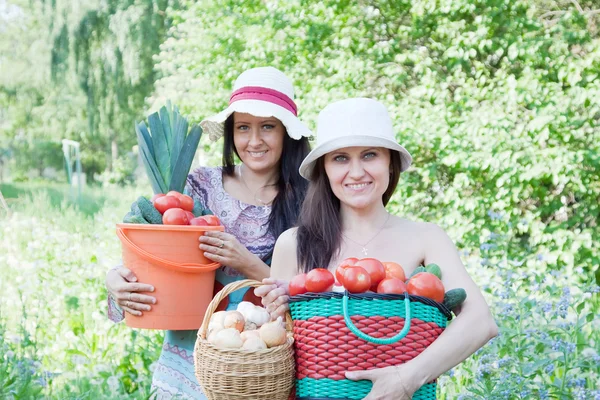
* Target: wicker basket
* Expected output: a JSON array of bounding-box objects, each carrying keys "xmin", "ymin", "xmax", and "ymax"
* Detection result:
[
  {"xmin": 289, "ymin": 291, "xmax": 452, "ymax": 400},
  {"xmin": 194, "ymin": 279, "xmax": 295, "ymax": 400}
]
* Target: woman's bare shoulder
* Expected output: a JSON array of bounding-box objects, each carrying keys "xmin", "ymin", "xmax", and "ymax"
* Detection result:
[
  {"xmin": 271, "ymin": 227, "xmax": 299, "ymax": 280},
  {"xmin": 277, "ymin": 227, "xmax": 298, "ymax": 245}
]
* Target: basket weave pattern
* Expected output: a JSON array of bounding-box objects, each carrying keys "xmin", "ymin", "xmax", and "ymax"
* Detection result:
[
  {"xmin": 194, "ymin": 279, "xmax": 295, "ymax": 400},
  {"xmin": 294, "ymin": 315, "xmax": 444, "ymax": 380},
  {"xmin": 289, "ymin": 293, "xmax": 450, "ymax": 400}
]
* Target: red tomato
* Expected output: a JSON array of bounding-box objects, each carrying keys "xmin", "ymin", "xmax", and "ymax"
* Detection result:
[
  {"xmin": 190, "ymin": 217, "xmax": 210, "ymax": 226},
  {"xmin": 342, "ymin": 266, "xmax": 371, "ymax": 293},
  {"xmin": 151, "ymin": 193, "xmax": 165, "ymax": 202},
  {"xmin": 179, "ymin": 194, "xmax": 194, "ymax": 212},
  {"xmin": 355, "ymin": 258, "xmax": 386, "ymax": 288},
  {"xmin": 185, "ymin": 211, "xmax": 195, "ymax": 222},
  {"xmin": 153, "ymin": 195, "xmax": 181, "ymax": 214},
  {"xmin": 162, "ymin": 208, "xmax": 190, "ymax": 225},
  {"xmin": 166, "ymin": 190, "xmax": 183, "ymax": 200},
  {"xmin": 407, "ymin": 272, "xmax": 445, "ymax": 303},
  {"xmin": 377, "ymin": 278, "xmax": 408, "ymax": 294},
  {"xmin": 202, "ymin": 215, "xmax": 222, "ymax": 226},
  {"xmin": 305, "ymin": 268, "xmax": 335, "ymax": 293},
  {"xmin": 383, "ymin": 262, "xmax": 406, "ymax": 282},
  {"xmin": 289, "ymin": 273, "xmax": 308, "ymax": 296},
  {"xmin": 335, "ymin": 257, "xmax": 358, "ymax": 285}
]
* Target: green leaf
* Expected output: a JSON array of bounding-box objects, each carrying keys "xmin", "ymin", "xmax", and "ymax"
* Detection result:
[
  {"xmin": 587, "ymin": 313, "xmax": 594, "ymax": 323},
  {"xmin": 136, "ymin": 121, "xmax": 155, "ymax": 160},
  {"xmin": 136, "ymin": 122, "xmax": 167, "ymax": 194},
  {"xmin": 159, "ymin": 105, "xmax": 172, "ymax": 150},
  {"xmin": 148, "ymin": 112, "xmax": 171, "ymax": 186},
  {"xmin": 169, "ymin": 124, "xmax": 202, "ymax": 193},
  {"xmin": 170, "ymin": 111, "xmax": 188, "ymax": 176}
]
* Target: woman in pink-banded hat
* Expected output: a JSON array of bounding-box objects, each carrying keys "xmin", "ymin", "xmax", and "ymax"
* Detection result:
[{"xmin": 105, "ymin": 67, "xmax": 311, "ymax": 399}]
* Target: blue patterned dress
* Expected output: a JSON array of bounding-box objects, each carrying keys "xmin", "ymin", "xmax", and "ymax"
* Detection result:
[{"xmin": 108, "ymin": 166, "xmax": 275, "ymax": 399}]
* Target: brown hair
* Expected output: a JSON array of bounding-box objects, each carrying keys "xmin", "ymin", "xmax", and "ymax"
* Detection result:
[
  {"xmin": 222, "ymin": 114, "xmax": 311, "ymax": 242},
  {"xmin": 296, "ymin": 150, "xmax": 402, "ymax": 272}
]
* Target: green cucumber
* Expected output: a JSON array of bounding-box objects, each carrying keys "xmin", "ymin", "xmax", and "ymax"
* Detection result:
[
  {"xmin": 409, "ymin": 266, "xmax": 426, "ymax": 279},
  {"xmin": 192, "ymin": 198, "xmax": 214, "ymax": 217},
  {"xmin": 123, "ymin": 212, "xmax": 149, "ymax": 224},
  {"xmin": 443, "ymin": 288, "xmax": 467, "ymax": 311},
  {"xmin": 425, "ymin": 263, "xmax": 442, "ymax": 280},
  {"xmin": 192, "ymin": 198, "xmax": 204, "ymax": 217},
  {"xmin": 136, "ymin": 196, "xmax": 163, "ymax": 224}
]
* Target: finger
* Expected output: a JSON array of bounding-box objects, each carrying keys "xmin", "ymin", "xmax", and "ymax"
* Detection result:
[
  {"xmin": 262, "ymin": 278, "xmax": 277, "ymax": 285},
  {"xmin": 203, "ymin": 230, "xmax": 233, "ymax": 240},
  {"xmin": 121, "ymin": 305, "xmax": 143, "ymax": 316},
  {"xmin": 119, "ymin": 300, "xmax": 152, "ymax": 312},
  {"xmin": 128, "ymin": 292, "xmax": 156, "ymax": 305},
  {"xmin": 199, "ymin": 235, "xmax": 226, "ymax": 248},
  {"xmin": 263, "ymin": 287, "xmax": 288, "ymax": 306},
  {"xmin": 266, "ymin": 302, "xmax": 282, "ymax": 319},
  {"xmin": 203, "ymin": 251, "xmax": 225, "ymax": 264},
  {"xmin": 272, "ymin": 303, "xmax": 289, "ymax": 320},
  {"xmin": 345, "ymin": 369, "xmax": 375, "ymax": 381},
  {"xmin": 254, "ymin": 284, "xmax": 277, "ymax": 298},
  {"xmin": 125, "ymin": 282, "xmax": 155, "ymax": 293},
  {"xmin": 118, "ymin": 267, "xmax": 138, "ymax": 282},
  {"xmin": 199, "ymin": 243, "xmax": 224, "ymax": 254}
]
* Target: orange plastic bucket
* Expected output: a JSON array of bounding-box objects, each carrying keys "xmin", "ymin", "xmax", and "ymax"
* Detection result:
[{"xmin": 116, "ymin": 223, "xmax": 224, "ymax": 330}]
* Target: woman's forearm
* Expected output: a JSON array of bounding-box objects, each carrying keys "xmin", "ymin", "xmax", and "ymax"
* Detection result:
[
  {"xmin": 408, "ymin": 307, "xmax": 498, "ymax": 386},
  {"xmin": 238, "ymin": 256, "xmax": 271, "ymax": 281}
]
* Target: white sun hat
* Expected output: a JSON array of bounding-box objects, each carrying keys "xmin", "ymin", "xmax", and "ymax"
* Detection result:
[
  {"xmin": 299, "ymin": 98, "xmax": 412, "ymax": 179},
  {"xmin": 200, "ymin": 67, "xmax": 312, "ymax": 141}
]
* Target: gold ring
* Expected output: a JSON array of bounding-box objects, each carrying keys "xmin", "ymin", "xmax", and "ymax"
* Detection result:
[{"xmin": 219, "ymin": 241, "xmax": 225, "ymax": 249}]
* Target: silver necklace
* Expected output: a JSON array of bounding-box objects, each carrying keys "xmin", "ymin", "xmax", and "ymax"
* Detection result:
[
  {"xmin": 238, "ymin": 165, "xmax": 275, "ymax": 206},
  {"xmin": 342, "ymin": 213, "xmax": 391, "ymax": 256}
]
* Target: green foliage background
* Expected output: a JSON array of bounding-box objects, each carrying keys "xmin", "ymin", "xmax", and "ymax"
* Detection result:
[{"xmin": 151, "ymin": 0, "xmax": 600, "ymax": 281}]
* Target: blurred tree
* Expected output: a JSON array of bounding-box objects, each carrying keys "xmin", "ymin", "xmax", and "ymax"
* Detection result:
[{"xmin": 44, "ymin": 0, "xmax": 181, "ymax": 172}]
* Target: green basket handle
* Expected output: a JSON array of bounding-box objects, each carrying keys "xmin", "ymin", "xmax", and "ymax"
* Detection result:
[{"xmin": 342, "ymin": 292, "xmax": 412, "ymax": 345}]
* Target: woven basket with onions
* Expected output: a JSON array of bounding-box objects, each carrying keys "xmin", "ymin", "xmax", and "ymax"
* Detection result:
[{"xmin": 194, "ymin": 279, "xmax": 295, "ymax": 400}]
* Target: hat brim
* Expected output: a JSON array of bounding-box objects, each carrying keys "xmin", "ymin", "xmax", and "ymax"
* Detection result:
[
  {"xmin": 200, "ymin": 100, "xmax": 312, "ymax": 141},
  {"xmin": 299, "ymin": 135, "xmax": 412, "ymax": 180}
]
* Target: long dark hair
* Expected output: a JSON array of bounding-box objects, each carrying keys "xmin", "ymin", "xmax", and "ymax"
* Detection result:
[
  {"xmin": 222, "ymin": 114, "xmax": 311, "ymax": 242},
  {"xmin": 296, "ymin": 150, "xmax": 402, "ymax": 272}
]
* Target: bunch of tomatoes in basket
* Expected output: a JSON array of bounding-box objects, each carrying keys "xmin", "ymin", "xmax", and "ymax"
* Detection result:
[
  {"xmin": 152, "ymin": 191, "xmax": 221, "ymax": 226},
  {"xmin": 289, "ymin": 257, "xmax": 446, "ymax": 303}
]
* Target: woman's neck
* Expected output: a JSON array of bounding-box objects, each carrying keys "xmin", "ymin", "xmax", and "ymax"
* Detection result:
[
  {"xmin": 238, "ymin": 164, "xmax": 279, "ymax": 190},
  {"xmin": 340, "ymin": 202, "xmax": 390, "ymax": 240}
]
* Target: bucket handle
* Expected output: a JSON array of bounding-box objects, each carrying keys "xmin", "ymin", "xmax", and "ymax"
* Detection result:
[
  {"xmin": 198, "ymin": 279, "xmax": 293, "ymax": 340},
  {"xmin": 342, "ymin": 292, "xmax": 412, "ymax": 345},
  {"xmin": 116, "ymin": 226, "xmax": 221, "ymax": 273}
]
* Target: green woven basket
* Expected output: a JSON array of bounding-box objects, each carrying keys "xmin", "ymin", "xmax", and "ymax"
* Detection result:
[{"xmin": 290, "ymin": 292, "xmax": 452, "ymax": 400}]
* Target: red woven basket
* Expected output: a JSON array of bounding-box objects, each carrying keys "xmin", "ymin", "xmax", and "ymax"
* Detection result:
[{"xmin": 288, "ymin": 291, "xmax": 452, "ymax": 400}]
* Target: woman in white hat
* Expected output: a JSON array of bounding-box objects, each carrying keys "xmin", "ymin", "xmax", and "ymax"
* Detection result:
[
  {"xmin": 256, "ymin": 98, "xmax": 497, "ymax": 399},
  {"xmin": 106, "ymin": 66, "xmax": 311, "ymax": 399}
]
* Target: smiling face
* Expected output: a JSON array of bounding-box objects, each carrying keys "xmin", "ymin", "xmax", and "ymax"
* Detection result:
[
  {"xmin": 323, "ymin": 146, "xmax": 392, "ymax": 210},
  {"xmin": 232, "ymin": 112, "xmax": 286, "ymax": 174}
]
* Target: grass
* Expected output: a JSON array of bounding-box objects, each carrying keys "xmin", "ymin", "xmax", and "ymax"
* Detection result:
[
  {"xmin": 0, "ymin": 180, "xmax": 598, "ymax": 399},
  {"xmin": 0, "ymin": 181, "xmax": 142, "ymax": 217}
]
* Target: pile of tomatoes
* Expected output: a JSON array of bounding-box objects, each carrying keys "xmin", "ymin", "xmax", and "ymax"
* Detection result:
[
  {"xmin": 289, "ymin": 257, "xmax": 445, "ymax": 303},
  {"xmin": 152, "ymin": 191, "xmax": 221, "ymax": 226}
]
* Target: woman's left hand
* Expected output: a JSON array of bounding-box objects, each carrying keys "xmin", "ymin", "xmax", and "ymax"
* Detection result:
[
  {"xmin": 345, "ymin": 364, "xmax": 420, "ymax": 400},
  {"xmin": 199, "ymin": 231, "xmax": 256, "ymax": 271}
]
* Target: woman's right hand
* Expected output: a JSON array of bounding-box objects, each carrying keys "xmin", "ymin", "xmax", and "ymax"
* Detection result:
[
  {"xmin": 254, "ymin": 278, "xmax": 290, "ymax": 321},
  {"xmin": 106, "ymin": 266, "xmax": 156, "ymax": 316}
]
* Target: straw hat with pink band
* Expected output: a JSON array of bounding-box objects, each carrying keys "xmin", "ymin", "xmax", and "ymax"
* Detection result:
[{"xmin": 200, "ymin": 67, "xmax": 312, "ymax": 141}]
